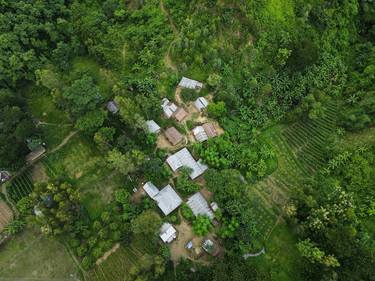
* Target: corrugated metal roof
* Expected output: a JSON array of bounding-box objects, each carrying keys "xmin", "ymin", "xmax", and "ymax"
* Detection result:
[
  {"xmin": 187, "ymin": 192, "xmax": 214, "ymax": 219},
  {"xmin": 178, "ymin": 77, "xmax": 203, "ymax": 89},
  {"xmin": 143, "ymin": 181, "xmax": 159, "ymax": 199},
  {"xmin": 194, "ymin": 97, "xmax": 209, "ymax": 111},
  {"xmin": 202, "ymin": 123, "xmax": 217, "ymax": 138},
  {"xmin": 155, "ymin": 185, "xmax": 182, "ymax": 215},
  {"xmin": 193, "ymin": 126, "xmax": 208, "ymax": 142},
  {"xmin": 165, "ymin": 127, "xmax": 183, "ymax": 146},
  {"xmin": 107, "ymin": 101, "xmax": 119, "ymax": 114},
  {"xmin": 161, "ymin": 98, "xmax": 177, "ymax": 118},
  {"xmin": 174, "ymin": 107, "xmax": 188, "ymax": 122},
  {"xmin": 160, "ymin": 223, "xmax": 177, "ymax": 243},
  {"xmin": 166, "ymin": 148, "xmax": 208, "ymax": 179},
  {"xmin": 146, "ymin": 120, "xmax": 161, "ymax": 134}
]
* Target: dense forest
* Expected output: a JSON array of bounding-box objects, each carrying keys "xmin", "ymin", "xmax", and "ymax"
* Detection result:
[{"xmin": 0, "ymin": 0, "xmax": 374, "ymax": 281}]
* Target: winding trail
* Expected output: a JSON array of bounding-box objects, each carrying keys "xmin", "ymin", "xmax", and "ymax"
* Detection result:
[
  {"xmin": 47, "ymin": 130, "xmax": 78, "ymax": 154},
  {"xmin": 160, "ymin": 0, "xmax": 179, "ymax": 72}
]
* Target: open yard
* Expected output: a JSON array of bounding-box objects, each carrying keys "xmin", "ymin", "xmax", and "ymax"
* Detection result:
[{"xmin": 0, "ymin": 227, "xmax": 81, "ymax": 280}]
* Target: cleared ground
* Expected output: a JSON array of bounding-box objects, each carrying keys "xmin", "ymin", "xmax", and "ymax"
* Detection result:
[{"xmin": 0, "ymin": 201, "xmax": 13, "ymax": 232}]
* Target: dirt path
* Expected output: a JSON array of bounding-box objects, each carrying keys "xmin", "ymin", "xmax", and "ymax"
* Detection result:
[
  {"xmin": 160, "ymin": 0, "xmax": 179, "ymax": 72},
  {"xmin": 96, "ymin": 243, "xmax": 120, "ymax": 266},
  {"xmin": 160, "ymin": 0, "xmax": 179, "ymax": 36},
  {"xmin": 48, "ymin": 130, "xmax": 78, "ymax": 154}
]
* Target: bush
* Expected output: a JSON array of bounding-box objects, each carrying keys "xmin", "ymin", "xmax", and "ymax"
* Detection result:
[
  {"xmin": 181, "ymin": 203, "xmax": 194, "ymax": 222},
  {"xmin": 192, "ymin": 215, "xmax": 212, "ymax": 236},
  {"xmin": 181, "ymin": 88, "xmax": 200, "ymax": 102}
]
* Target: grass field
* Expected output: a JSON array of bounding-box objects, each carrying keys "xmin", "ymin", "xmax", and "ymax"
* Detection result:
[
  {"xmin": 87, "ymin": 244, "xmax": 143, "ymax": 281},
  {"xmin": 42, "ymin": 134, "xmax": 123, "ymax": 219},
  {"xmin": 26, "ymin": 86, "xmax": 73, "ymax": 149},
  {"xmin": 0, "ymin": 227, "xmax": 80, "ymax": 280}
]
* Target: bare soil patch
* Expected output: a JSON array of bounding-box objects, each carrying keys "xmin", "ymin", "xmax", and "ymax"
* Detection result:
[
  {"xmin": 169, "ymin": 218, "xmax": 195, "ymax": 263},
  {"xmin": 0, "ymin": 202, "xmax": 13, "ymax": 232}
]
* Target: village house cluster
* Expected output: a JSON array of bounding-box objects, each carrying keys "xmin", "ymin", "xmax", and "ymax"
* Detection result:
[
  {"xmin": 140, "ymin": 77, "xmax": 222, "ymax": 259},
  {"xmin": 105, "ymin": 77, "xmax": 222, "ymax": 259}
]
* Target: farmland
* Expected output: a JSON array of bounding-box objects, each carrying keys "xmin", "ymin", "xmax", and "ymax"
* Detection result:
[{"xmin": 6, "ymin": 169, "xmax": 34, "ymax": 204}]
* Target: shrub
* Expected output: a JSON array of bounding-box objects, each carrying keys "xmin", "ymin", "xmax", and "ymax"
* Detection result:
[{"xmin": 192, "ymin": 215, "xmax": 212, "ymax": 236}]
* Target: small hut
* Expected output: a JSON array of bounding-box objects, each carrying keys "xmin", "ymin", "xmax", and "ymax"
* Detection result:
[
  {"xmin": 194, "ymin": 97, "xmax": 209, "ymax": 111},
  {"xmin": 178, "ymin": 77, "xmax": 203, "ymax": 90},
  {"xmin": 164, "ymin": 127, "xmax": 183, "ymax": 146},
  {"xmin": 159, "ymin": 223, "xmax": 177, "ymax": 243},
  {"xmin": 146, "ymin": 120, "xmax": 161, "ymax": 134},
  {"xmin": 107, "ymin": 101, "xmax": 119, "ymax": 114},
  {"xmin": 173, "ymin": 107, "xmax": 188, "ymax": 122}
]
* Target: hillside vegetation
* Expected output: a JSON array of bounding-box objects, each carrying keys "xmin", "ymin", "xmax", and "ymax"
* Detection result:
[{"xmin": 0, "ymin": 1, "xmax": 374, "ymax": 281}]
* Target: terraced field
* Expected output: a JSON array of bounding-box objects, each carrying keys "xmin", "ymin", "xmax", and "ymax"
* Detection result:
[
  {"xmin": 248, "ymin": 102, "xmax": 338, "ymax": 238},
  {"xmin": 6, "ymin": 169, "xmax": 34, "ymax": 204},
  {"xmin": 87, "ymin": 245, "xmax": 143, "ymax": 281}
]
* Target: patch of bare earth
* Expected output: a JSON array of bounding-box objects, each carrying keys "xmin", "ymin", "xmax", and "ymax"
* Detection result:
[
  {"xmin": 96, "ymin": 243, "xmax": 120, "ymax": 265},
  {"xmin": 169, "ymin": 218, "xmax": 195, "ymax": 263},
  {"xmin": 131, "ymin": 187, "xmax": 145, "ymax": 203},
  {"xmin": 0, "ymin": 202, "xmax": 13, "ymax": 231}
]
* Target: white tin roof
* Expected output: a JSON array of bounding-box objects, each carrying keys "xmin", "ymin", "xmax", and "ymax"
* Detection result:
[
  {"xmin": 178, "ymin": 77, "xmax": 203, "ymax": 89},
  {"xmin": 166, "ymin": 148, "xmax": 208, "ymax": 179},
  {"xmin": 160, "ymin": 223, "xmax": 177, "ymax": 243},
  {"xmin": 187, "ymin": 192, "xmax": 214, "ymax": 220},
  {"xmin": 194, "ymin": 97, "xmax": 209, "ymax": 111}
]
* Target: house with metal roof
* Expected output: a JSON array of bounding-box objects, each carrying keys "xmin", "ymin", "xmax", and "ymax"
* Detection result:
[
  {"xmin": 194, "ymin": 97, "xmax": 209, "ymax": 111},
  {"xmin": 174, "ymin": 107, "xmax": 188, "ymax": 122},
  {"xmin": 146, "ymin": 120, "xmax": 161, "ymax": 134},
  {"xmin": 187, "ymin": 192, "xmax": 214, "ymax": 220},
  {"xmin": 165, "ymin": 127, "xmax": 183, "ymax": 146},
  {"xmin": 192, "ymin": 126, "xmax": 208, "ymax": 142},
  {"xmin": 192, "ymin": 123, "xmax": 217, "ymax": 142},
  {"xmin": 143, "ymin": 181, "xmax": 160, "ymax": 199},
  {"xmin": 159, "ymin": 223, "xmax": 177, "ymax": 243},
  {"xmin": 166, "ymin": 148, "xmax": 208, "ymax": 180},
  {"xmin": 161, "ymin": 98, "xmax": 178, "ymax": 118},
  {"xmin": 202, "ymin": 123, "xmax": 217, "ymax": 138},
  {"xmin": 178, "ymin": 77, "xmax": 203, "ymax": 90},
  {"xmin": 107, "ymin": 101, "xmax": 119, "ymax": 114},
  {"xmin": 143, "ymin": 182, "xmax": 182, "ymax": 216}
]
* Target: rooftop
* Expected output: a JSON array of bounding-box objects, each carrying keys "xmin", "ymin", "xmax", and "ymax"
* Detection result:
[
  {"xmin": 165, "ymin": 127, "xmax": 183, "ymax": 146},
  {"xmin": 160, "ymin": 223, "xmax": 177, "ymax": 243},
  {"xmin": 166, "ymin": 148, "xmax": 208, "ymax": 179},
  {"xmin": 154, "ymin": 185, "xmax": 183, "ymax": 216},
  {"xmin": 186, "ymin": 192, "xmax": 214, "ymax": 220},
  {"xmin": 143, "ymin": 182, "xmax": 183, "ymax": 216},
  {"xmin": 192, "ymin": 126, "xmax": 208, "ymax": 142},
  {"xmin": 146, "ymin": 120, "xmax": 161, "ymax": 134},
  {"xmin": 107, "ymin": 101, "xmax": 119, "ymax": 114},
  {"xmin": 143, "ymin": 181, "xmax": 159, "ymax": 199},
  {"xmin": 161, "ymin": 98, "xmax": 178, "ymax": 118},
  {"xmin": 178, "ymin": 77, "xmax": 203, "ymax": 90},
  {"xmin": 194, "ymin": 97, "xmax": 209, "ymax": 111},
  {"xmin": 174, "ymin": 107, "xmax": 188, "ymax": 122},
  {"xmin": 202, "ymin": 123, "xmax": 217, "ymax": 138}
]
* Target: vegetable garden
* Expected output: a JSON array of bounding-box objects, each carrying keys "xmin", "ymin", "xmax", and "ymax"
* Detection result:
[
  {"xmin": 87, "ymin": 245, "xmax": 143, "ymax": 281},
  {"xmin": 6, "ymin": 169, "xmax": 34, "ymax": 204}
]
